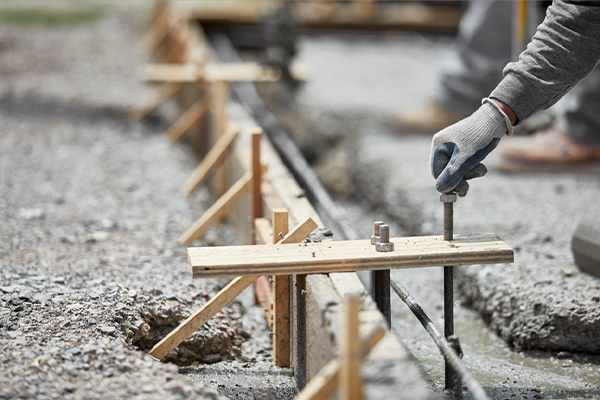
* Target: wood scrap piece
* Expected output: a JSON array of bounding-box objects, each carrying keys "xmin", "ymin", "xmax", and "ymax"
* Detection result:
[
  {"xmin": 179, "ymin": 124, "xmax": 239, "ymax": 197},
  {"xmin": 340, "ymin": 296, "xmax": 361, "ymax": 400},
  {"xmin": 188, "ymin": 232, "xmax": 514, "ymax": 278},
  {"xmin": 129, "ymin": 82, "xmax": 182, "ymax": 123},
  {"xmin": 168, "ymin": 94, "xmax": 212, "ymax": 142},
  {"xmin": 179, "ymin": 171, "xmax": 252, "ymax": 245},
  {"xmin": 272, "ymin": 209, "xmax": 290, "ymax": 367},
  {"xmin": 148, "ymin": 275, "xmax": 258, "ymax": 360}
]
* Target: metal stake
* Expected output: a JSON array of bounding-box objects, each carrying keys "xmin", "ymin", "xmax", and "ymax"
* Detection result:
[
  {"xmin": 373, "ymin": 223, "xmax": 392, "ymax": 327},
  {"xmin": 441, "ymin": 193, "xmax": 462, "ymax": 399}
]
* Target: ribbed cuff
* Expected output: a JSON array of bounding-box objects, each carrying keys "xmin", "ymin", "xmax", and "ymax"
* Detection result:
[{"xmin": 482, "ymin": 98, "xmax": 514, "ymax": 136}]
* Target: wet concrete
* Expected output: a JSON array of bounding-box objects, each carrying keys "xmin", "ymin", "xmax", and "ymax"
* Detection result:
[
  {"xmin": 181, "ymin": 361, "xmax": 297, "ymax": 400},
  {"xmin": 251, "ymin": 30, "xmax": 600, "ymax": 399}
]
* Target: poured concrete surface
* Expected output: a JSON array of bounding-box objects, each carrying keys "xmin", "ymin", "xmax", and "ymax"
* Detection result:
[{"xmin": 255, "ymin": 31, "xmax": 600, "ymax": 399}]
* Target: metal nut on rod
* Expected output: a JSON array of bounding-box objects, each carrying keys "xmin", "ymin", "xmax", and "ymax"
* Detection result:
[
  {"xmin": 375, "ymin": 224, "xmax": 394, "ymax": 252},
  {"xmin": 439, "ymin": 193, "xmax": 457, "ymax": 203},
  {"xmin": 371, "ymin": 221, "xmax": 384, "ymax": 245}
]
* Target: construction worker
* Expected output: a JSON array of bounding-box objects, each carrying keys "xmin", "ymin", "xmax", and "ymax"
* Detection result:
[{"xmin": 430, "ymin": 0, "xmax": 600, "ymax": 197}]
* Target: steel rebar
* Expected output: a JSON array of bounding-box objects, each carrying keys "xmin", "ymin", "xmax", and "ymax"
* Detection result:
[{"xmin": 390, "ymin": 279, "xmax": 489, "ymax": 400}]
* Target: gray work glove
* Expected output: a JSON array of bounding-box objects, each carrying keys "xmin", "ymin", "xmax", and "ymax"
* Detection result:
[{"xmin": 430, "ymin": 98, "xmax": 513, "ymax": 197}]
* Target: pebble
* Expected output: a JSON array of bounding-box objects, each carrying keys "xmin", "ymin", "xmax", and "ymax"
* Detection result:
[
  {"xmin": 100, "ymin": 325, "xmax": 116, "ymax": 335},
  {"xmin": 18, "ymin": 208, "xmax": 44, "ymax": 220},
  {"xmin": 76, "ymin": 266, "xmax": 89, "ymax": 277},
  {"xmin": 1, "ymin": 286, "xmax": 15, "ymax": 294}
]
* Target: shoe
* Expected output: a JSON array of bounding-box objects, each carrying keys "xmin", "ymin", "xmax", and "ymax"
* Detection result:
[
  {"xmin": 391, "ymin": 101, "xmax": 464, "ymax": 134},
  {"xmin": 495, "ymin": 127, "xmax": 600, "ymax": 172}
]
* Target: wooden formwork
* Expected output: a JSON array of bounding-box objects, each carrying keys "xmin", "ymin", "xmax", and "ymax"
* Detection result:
[
  {"xmin": 133, "ymin": 4, "xmax": 513, "ymax": 398},
  {"xmin": 133, "ymin": 2, "xmax": 412, "ymax": 390}
]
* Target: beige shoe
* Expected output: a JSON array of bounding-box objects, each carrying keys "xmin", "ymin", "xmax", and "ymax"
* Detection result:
[
  {"xmin": 392, "ymin": 101, "xmax": 464, "ymax": 134},
  {"xmin": 495, "ymin": 127, "xmax": 600, "ymax": 173}
]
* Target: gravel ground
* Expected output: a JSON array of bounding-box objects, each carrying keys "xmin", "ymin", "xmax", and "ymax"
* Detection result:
[{"xmin": 0, "ymin": 7, "xmax": 276, "ymax": 400}]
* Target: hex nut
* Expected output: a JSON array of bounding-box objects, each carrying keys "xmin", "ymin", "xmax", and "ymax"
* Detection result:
[
  {"xmin": 375, "ymin": 242, "xmax": 394, "ymax": 252},
  {"xmin": 370, "ymin": 235, "xmax": 380, "ymax": 245},
  {"xmin": 440, "ymin": 193, "xmax": 457, "ymax": 203}
]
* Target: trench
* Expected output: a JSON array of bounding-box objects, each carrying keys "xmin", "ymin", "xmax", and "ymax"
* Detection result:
[{"xmin": 216, "ymin": 28, "xmax": 600, "ymax": 400}]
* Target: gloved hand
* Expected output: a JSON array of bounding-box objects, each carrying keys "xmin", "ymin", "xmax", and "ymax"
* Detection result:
[{"xmin": 430, "ymin": 98, "xmax": 513, "ymax": 197}]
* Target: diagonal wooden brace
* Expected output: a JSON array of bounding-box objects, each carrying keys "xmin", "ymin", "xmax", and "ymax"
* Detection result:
[
  {"xmin": 179, "ymin": 123, "xmax": 239, "ymax": 198},
  {"xmin": 129, "ymin": 82, "xmax": 182, "ymax": 123},
  {"xmin": 179, "ymin": 171, "xmax": 252, "ymax": 245},
  {"xmin": 168, "ymin": 94, "xmax": 212, "ymax": 142},
  {"xmin": 149, "ymin": 217, "xmax": 318, "ymax": 360},
  {"xmin": 179, "ymin": 164, "xmax": 270, "ymax": 245}
]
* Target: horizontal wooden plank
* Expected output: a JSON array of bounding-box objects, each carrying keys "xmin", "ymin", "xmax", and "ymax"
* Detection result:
[
  {"xmin": 141, "ymin": 62, "xmax": 282, "ymax": 83},
  {"xmin": 188, "ymin": 233, "xmax": 514, "ymax": 278}
]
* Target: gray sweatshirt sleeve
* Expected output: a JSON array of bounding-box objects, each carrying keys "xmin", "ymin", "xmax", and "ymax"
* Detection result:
[{"xmin": 490, "ymin": 1, "xmax": 600, "ymax": 123}]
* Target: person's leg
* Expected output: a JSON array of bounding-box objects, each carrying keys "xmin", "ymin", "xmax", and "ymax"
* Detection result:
[
  {"xmin": 433, "ymin": 0, "xmax": 513, "ymax": 117},
  {"xmin": 557, "ymin": 64, "xmax": 600, "ymax": 145},
  {"xmin": 496, "ymin": 66, "xmax": 600, "ymax": 170}
]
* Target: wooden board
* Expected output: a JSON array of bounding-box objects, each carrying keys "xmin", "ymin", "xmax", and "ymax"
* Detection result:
[
  {"xmin": 188, "ymin": 233, "xmax": 514, "ymax": 278},
  {"xmin": 141, "ymin": 62, "xmax": 281, "ymax": 83}
]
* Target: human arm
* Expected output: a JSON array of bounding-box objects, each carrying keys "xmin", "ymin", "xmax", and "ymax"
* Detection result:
[{"xmin": 431, "ymin": 0, "xmax": 600, "ymax": 195}]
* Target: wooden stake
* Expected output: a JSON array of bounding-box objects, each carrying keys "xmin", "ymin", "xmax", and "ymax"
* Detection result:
[
  {"xmin": 255, "ymin": 275, "xmax": 274, "ymax": 329},
  {"xmin": 213, "ymin": 80, "xmax": 230, "ymax": 197},
  {"xmin": 295, "ymin": 326, "xmax": 385, "ymax": 400},
  {"xmin": 149, "ymin": 275, "xmax": 258, "ymax": 360},
  {"xmin": 254, "ymin": 217, "xmax": 273, "ymax": 245},
  {"xmin": 167, "ymin": 94, "xmax": 212, "ymax": 142},
  {"xmin": 129, "ymin": 82, "xmax": 182, "ymax": 123},
  {"xmin": 151, "ymin": 218, "xmax": 317, "ymax": 360},
  {"xmin": 188, "ymin": 232, "xmax": 514, "ymax": 278},
  {"xmin": 272, "ymin": 209, "xmax": 290, "ymax": 367},
  {"xmin": 179, "ymin": 171, "xmax": 252, "ymax": 245},
  {"xmin": 252, "ymin": 128, "xmax": 263, "ymax": 220},
  {"xmin": 340, "ymin": 296, "xmax": 361, "ymax": 400},
  {"xmin": 179, "ymin": 124, "xmax": 239, "ymax": 197}
]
